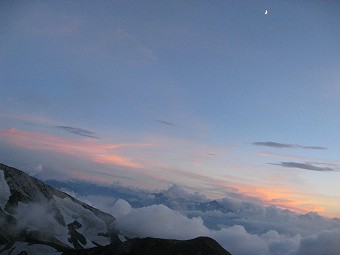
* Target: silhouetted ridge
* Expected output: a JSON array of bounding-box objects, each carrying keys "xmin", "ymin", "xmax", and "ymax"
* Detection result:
[{"xmin": 62, "ymin": 236, "xmax": 232, "ymax": 255}]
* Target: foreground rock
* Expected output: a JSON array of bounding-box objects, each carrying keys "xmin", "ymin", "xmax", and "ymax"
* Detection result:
[{"xmin": 62, "ymin": 236, "xmax": 232, "ymax": 255}]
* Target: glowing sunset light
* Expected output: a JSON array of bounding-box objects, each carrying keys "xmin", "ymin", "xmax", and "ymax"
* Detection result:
[
  {"xmin": 93, "ymin": 154, "xmax": 141, "ymax": 169},
  {"xmin": 2, "ymin": 126, "xmax": 340, "ymax": 217}
]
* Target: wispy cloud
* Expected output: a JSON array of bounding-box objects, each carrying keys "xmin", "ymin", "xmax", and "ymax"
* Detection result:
[
  {"xmin": 270, "ymin": 162, "xmax": 336, "ymax": 172},
  {"xmin": 93, "ymin": 155, "xmax": 140, "ymax": 169},
  {"xmin": 154, "ymin": 119, "xmax": 176, "ymax": 127},
  {"xmin": 56, "ymin": 125, "xmax": 98, "ymax": 139},
  {"xmin": 0, "ymin": 112, "xmax": 60, "ymax": 126},
  {"xmin": 253, "ymin": 141, "xmax": 326, "ymax": 150}
]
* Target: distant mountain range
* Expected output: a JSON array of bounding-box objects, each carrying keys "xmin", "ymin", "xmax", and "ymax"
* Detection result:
[
  {"xmin": 45, "ymin": 179, "xmax": 230, "ymax": 214},
  {"xmin": 0, "ymin": 163, "xmax": 232, "ymax": 255}
]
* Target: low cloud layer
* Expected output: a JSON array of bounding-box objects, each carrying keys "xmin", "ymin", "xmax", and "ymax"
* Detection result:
[
  {"xmin": 292, "ymin": 228, "xmax": 340, "ymax": 255},
  {"xmin": 56, "ymin": 126, "xmax": 98, "ymax": 139},
  {"xmin": 115, "ymin": 200, "xmax": 208, "ymax": 240},
  {"xmin": 253, "ymin": 141, "xmax": 326, "ymax": 150},
  {"xmin": 55, "ymin": 183, "xmax": 340, "ymax": 255},
  {"xmin": 270, "ymin": 162, "xmax": 336, "ymax": 172},
  {"xmin": 110, "ymin": 199, "xmax": 340, "ymax": 255}
]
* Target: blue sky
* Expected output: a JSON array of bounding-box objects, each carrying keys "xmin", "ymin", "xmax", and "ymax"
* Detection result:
[{"xmin": 1, "ymin": 1, "xmax": 340, "ymax": 217}]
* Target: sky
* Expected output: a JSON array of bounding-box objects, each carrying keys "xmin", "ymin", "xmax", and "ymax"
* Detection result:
[{"xmin": 0, "ymin": 1, "xmax": 340, "ymax": 218}]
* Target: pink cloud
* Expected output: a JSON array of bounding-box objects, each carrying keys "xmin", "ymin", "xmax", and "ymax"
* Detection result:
[
  {"xmin": 93, "ymin": 155, "xmax": 141, "ymax": 169},
  {"xmin": 0, "ymin": 128, "xmax": 148, "ymax": 169}
]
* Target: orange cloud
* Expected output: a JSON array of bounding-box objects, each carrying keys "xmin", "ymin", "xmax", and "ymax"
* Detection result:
[
  {"xmin": 187, "ymin": 174, "xmax": 331, "ymax": 216},
  {"xmin": 93, "ymin": 155, "xmax": 141, "ymax": 169},
  {"xmin": 237, "ymin": 181, "xmax": 340, "ymax": 218},
  {"xmin": 251, "ymin": 187, "xmax": 324, "ymax": 213}
]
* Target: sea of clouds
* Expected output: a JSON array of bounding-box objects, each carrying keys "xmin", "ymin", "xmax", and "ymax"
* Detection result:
[{"xmin": 57, "ymin": 182, "xmax": 340, "ymax": 255}]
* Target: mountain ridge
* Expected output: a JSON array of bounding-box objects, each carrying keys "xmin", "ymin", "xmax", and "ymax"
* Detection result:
[
  {"xmin": 62, "ymin": 236, "xmax": 232, "ymax": 255},
  {"xmin": 0, "ymin": 163, "xmax": 114, "ymax": 226},
  {"xmin": 0, "ymin": 163, "xmax": 117, "ymax": 251}
]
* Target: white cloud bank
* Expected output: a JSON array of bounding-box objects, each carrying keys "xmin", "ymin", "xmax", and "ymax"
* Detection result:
[
  {"xmin": 114, "ymin": 199, "xmax": 208, "ymax": 240},
  {"xmin": 292, "ymin": 228, "xmax": 340, "ymax": 255},
  {"xmin": 111, "ymin": 199, "xmax": 340, "ymax": 255}
]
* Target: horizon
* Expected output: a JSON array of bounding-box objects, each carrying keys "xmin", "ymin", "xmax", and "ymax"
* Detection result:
[{"xmin": 1, "ymin": 1, "xmax": 340, "ymax": 219}]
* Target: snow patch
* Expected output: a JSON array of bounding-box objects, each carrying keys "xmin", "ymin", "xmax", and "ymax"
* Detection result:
[
  {"xmin": 53, "ymin": 195, "xmax": 110, "ymax": 248},
  {"xmin": 0, "ymin": 169, "xmax": 11, "ymax": 210}
]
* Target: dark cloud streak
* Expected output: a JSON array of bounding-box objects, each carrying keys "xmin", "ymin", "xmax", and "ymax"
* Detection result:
[
  {"xmin": 253, "ymin": 141, "xmax": 326, "ymax": 150},
  {"xmin": 270, "ymin": 162, "xmax": 336, "ymax": 172},
  {"xmin": 154, "ymin": 119, "xmax": 176, "ymax": 127},
  {"xmin": 56, "ymin": 126, "xmax": 98, "ymax": 139}
]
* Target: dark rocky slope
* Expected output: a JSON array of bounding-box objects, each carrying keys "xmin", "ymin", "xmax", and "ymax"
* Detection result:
[{"xmin": 62, "ymin": 236, "xmax": 232, "ymax": 255}]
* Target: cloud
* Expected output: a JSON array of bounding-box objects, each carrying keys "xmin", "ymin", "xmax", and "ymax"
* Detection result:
[
  {"xmin": 253, "ymin": 141, "xmax": 326, "ymax": 150},
  {"xmin": 109, "ymin": 200, "xmax": 326, "ymax": 255},
  {"xmin": 49, "ymin": 181, "xmax": 340, "ymax": 255},
  {"xmin": 270, "ymin": 162, "xmax": 336, "ymax": 172},
  {"xmin": 115, "ymin": 202, "xmax": 209, "ymax": 240},
  {"xmin": 56, "ymin": 126, "xmax": 98, "ymax": 139},
  {"xmin": 9, "ymin": 201, "xmax": 69, "ymax": 241},
  {"xmin": 121, "ymin": 203, "xmax": 296, "ymax": 255},
  {"xmin": 0, "ymin": 127, "xmax": 236, "ymax": 196},
  {"xmin": 292, "ymin": 228, "xmax": 340, "ymax": 255},
  {"xmin": 154, "ymin": 119, "xmax": 176, "ymax": 127},
  {"xmin": 0, "ymin": 128, "xmax": 148, "ymax": 169},
  {"xmin": 211, "ymin": 226, "xmax": 273, "ymax": 255},
  {"xmin": 160, "ymin": 184, "xmax": 206, "ymax": 202},
  {"xmin": 111, "ymin": 199, "xmax": 132, "ymax": 218},
  {"xmin": 15, "ymin": 202, "xmax": 63, "ymax": 233}
]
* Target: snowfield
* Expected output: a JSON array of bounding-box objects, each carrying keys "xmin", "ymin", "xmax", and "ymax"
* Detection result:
[{"xmin": 54, "ymin": 195, "xmax": 110, "ymax": 248}]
